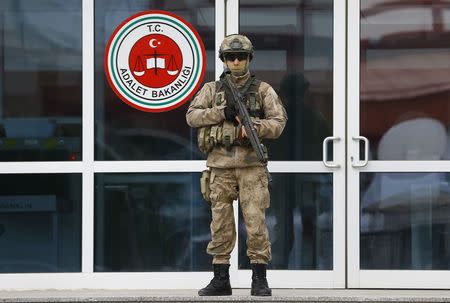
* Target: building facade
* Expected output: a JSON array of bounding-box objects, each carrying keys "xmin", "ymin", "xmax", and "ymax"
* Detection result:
[{"xmin": 0, "ymin": 0, "xmax": 449, "ymax": 289}]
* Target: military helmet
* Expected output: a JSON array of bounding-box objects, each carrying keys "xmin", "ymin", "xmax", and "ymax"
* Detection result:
[{"xmin": 219, "ymin": 34, "xmax": 254, "ymax": 62}]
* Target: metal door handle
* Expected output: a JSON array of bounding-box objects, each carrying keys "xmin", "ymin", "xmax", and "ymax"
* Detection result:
[
  {"xmin": 352, "ymin": 136, "xmax": 369, "ymax": 167},
  {"xmin": 322, "ymin": 136, "xmax": 341, "ymax": 168}
]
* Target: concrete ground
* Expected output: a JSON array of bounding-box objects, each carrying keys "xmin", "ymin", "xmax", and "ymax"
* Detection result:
[{"xmin": 1, "ymin": 289, "xmax": 450, "ymax": 302}]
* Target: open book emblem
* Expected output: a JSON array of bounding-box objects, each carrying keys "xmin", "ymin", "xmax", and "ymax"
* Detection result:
[{"xmin": 132, "ymin": 43, "xmax": 179, "ymax": 77}]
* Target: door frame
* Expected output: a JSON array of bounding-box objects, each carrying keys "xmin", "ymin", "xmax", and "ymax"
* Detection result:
[
  {"xmin": 0, "ymin": 0, "xmax": 224, "ymax": 290},
  {"xmin": 231, "ymin": 0, "xmax": 346, "ymax": 288},
  {"xmin": 347, "ymin": 0, "xmax": 450, "ymax": 288}
]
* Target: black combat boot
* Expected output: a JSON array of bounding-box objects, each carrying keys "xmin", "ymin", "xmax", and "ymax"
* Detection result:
[
  {"xmin": 251, "ymin": 263, "xmax": 272, "ymax": 296},
  {"xmin": 198, "ymin": 264, "xmax": 232, "ymax": 296}
]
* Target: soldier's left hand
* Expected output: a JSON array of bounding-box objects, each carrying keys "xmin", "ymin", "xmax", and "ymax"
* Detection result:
[
  {"xmin": 240, "ymin": 126, "xmax": 248, "ymax": 138},
  {"xmin": 236, "ymin": 117, "xmax": 248, "ymax": 139}
]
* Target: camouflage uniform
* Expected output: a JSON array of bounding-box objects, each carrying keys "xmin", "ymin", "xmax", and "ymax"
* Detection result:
[{"xmin": 186, "ymin": 71, "xmax": 287, "ymax": 265}]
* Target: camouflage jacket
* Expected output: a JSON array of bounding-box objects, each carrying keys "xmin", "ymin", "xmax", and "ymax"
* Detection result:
[{"xmin": 186, "ymin": 71, "xmax": 287, "ymax": 168}]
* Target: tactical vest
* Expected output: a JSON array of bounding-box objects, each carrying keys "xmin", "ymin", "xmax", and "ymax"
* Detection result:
[{"xmin": 197, "ymin": 76, "xmax": 264, "ymax": 154}]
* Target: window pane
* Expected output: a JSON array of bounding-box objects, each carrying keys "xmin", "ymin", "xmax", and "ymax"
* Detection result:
[
  {"xmin": 361, "ymin": 1, "xmax": 450, "ymax": 161},
  {"xmin": 0, "ymin": 174, "xmax": 81, "ymax": 273},
  {"xmin": 0, "ymin": 0, "xmax": 82, "ymax": 161},
  {"xmin": 240, "ymin": 0, "xmax": 333, "ymax": 161},
  {"xmin": 95, "ymin": 173, "xmax": 210, "ymax": 271},
  {"xmin": 94, "ymin": 1, "xmax": 214, "ymax": 160},
  {"xmin": 239, "ymin": 173, "xmax": 333, "ymax": 270},
  {"xmin": 361, "ymin": 172, "xmax": 450, "ymax": 269}
]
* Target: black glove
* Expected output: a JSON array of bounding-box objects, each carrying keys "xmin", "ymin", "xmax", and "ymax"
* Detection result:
[{"xmin": 224, "ymin": 106, "xmax": 237, "ymax": 122}]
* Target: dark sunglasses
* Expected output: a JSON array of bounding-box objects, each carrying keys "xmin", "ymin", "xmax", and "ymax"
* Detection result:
[{"xmin": 225, "ymin": 53, "xmax": 248, "ymax": 61}]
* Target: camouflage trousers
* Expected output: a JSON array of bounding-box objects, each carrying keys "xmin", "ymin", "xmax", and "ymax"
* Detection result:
[{"xmin": 207, "ymin": 166, "xmax": 271, "ymax": 264}]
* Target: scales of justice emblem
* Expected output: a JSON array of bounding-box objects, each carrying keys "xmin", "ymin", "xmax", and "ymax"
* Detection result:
[
  {"xmin": 129, "ymin": 33, "xmax": 182, "ymax": 88},
  {"xmin": 105, "ymin": 11, "xmax": 206, "ymax": 112}
]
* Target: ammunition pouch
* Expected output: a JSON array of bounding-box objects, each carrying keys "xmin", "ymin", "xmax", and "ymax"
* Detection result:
[
  {"xmin": 197, "ymin": 121, "xmax": 239, "ymax": 154},
  {"xmin": 197, "ymin": 127, "xmax": 214, "ymax": 154},
  {"xmin": 221, "ymin": 121, "xmax": 238, "ymax": 150},
  {"xmin": 200, "ymin": 169, "xmax": 211, "ymax": 203}
]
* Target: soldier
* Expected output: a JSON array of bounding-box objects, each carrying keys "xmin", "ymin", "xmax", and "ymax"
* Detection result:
[{"xmin": 186, "ymin": 34, "xmax": 287, "ymax": 296}]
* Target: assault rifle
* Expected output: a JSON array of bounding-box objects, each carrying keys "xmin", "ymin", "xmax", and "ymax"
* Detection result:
[{"xmin": 221, "ymin": 68, "xmax": 272, "ymax": 186}]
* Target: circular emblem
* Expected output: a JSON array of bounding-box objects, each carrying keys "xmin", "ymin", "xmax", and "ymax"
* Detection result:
[{"xmin": 105, "ymin": 10, "xmax": 206, "ymax": 112}]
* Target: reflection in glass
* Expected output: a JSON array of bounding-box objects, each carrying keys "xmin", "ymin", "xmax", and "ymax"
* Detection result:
[
  {"xmin": 95, "ymin": 173, "xmax": 211, "ymax": 272},
  {"xmin": 238, "ymin": 173, "xmax": 333, "ymax": 270},
  {"xmin": 240, "ymin": 1, "xmax": 333, "ymax": 161},
  {"xmin": 361, "ymin": 172, "xmax": 450, "ymax": 269},
  {"xmin": 0, "ymin": 174, "xmax": 82, "ymax": 273},
  {"xmin": 0, "ymin": 0, "xmax": 82, "ymax": 161},
  {"xmin": 361, "ymin": 1, "xmax": 450, "ymax": 160},
  {"xmin": 95, "ymin": 1, "xmax": 215, "ymax": 160}
]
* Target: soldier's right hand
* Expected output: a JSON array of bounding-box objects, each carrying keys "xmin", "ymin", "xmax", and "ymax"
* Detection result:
[{"xmin": 224, "ymin": 106, "xmax": 237, "ymax": 122}]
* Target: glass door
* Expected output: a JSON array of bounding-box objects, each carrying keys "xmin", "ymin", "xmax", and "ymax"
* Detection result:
[
  {"xmin": 348, "ymin": 0, "xmax": 450, "ymax": 288},
  {"xmin": 232, "ymin": 0, "xmax": 346, "ymax": 288}
]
